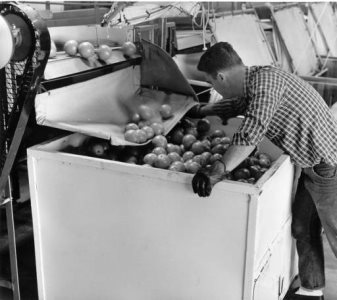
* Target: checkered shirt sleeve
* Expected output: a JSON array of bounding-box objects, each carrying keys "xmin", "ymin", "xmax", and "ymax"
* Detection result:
[{"xmin": 232, "ymin": 70, "xmax": 286, "ymax": 146}]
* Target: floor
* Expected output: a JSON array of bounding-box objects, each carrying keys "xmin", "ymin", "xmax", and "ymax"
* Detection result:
[
  {"xmin": 0, "ymin": 202, "xmax": 37, "ymax": 300},
  {"xmin": 323, "ymin": 236, "xmax": 337, "ymax": 300}
]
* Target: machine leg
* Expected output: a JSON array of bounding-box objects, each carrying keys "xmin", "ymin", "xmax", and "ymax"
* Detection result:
[{"xmin": 5, "ymin": 198, "xmax": 21, "ymax": 300}]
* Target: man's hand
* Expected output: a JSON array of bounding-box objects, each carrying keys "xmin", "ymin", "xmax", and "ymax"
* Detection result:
[
  {"xmin": 186, "ymin": 103, "xmax": 207, "ymax": 119},
  {"xmin": 192, "ymin": 160, "xmax": 226, "ymax": 197}
]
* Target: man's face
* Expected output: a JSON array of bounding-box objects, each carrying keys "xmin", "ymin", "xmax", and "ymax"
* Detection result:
[{"xmin": 204, "ymin": 72, "xmax": 232, "ymax": 98}]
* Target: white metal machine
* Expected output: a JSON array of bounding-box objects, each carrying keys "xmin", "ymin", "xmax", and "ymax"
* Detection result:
[{"xmin": 28, "ymin": 118, "xmax": 297, "ymax": 300}]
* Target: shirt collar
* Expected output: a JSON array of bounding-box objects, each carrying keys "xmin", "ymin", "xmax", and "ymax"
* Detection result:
[{"xmin": 243, "ymin": 66, "xmax": 250, "ymax": 99}]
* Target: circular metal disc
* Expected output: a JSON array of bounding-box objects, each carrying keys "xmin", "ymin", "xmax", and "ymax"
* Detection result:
[
  {"xmin": 4, "ymin": 13, "xmax": 33, "ymax": 61},
  {"xmin": 0, "ymin": 15, "xmax": 14, "ymax": 68}
]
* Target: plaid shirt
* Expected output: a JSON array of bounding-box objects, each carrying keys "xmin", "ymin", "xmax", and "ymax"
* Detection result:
[{"xmin": 211, "ymin": 66, "xmax": 337, "ymax": 167}]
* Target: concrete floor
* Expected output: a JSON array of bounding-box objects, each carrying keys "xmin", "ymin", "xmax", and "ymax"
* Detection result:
[
  {"xmin": 0, "ymin": 238, "xmax": 37, "ymax": 300},
  {"xmin": 323, "ymin": 235, "xmax": 337, "ymax": 300}
]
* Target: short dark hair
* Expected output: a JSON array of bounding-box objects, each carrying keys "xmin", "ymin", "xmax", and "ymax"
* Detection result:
[{"xmin": 197, "ymin": 42, "xmax": 243, "ymax": 77}]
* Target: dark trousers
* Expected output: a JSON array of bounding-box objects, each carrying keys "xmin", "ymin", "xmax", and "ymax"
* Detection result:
[{"xmin": 291, "ymin": 162, "xmax": 337, "ymax": 289}]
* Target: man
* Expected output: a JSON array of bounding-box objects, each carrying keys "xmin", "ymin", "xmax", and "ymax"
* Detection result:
[{"xmin": 191, "ymin": 42, "xmax": 337, "ymax": 300}]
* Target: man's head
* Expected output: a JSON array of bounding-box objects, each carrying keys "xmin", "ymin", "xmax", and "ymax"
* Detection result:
[
  {"xmin": 197, "ymin": 42, "xmax": 243, "ymax": 76},
  {"xmin": 197, "ymin": 42, "xmax": 245, "ymax": 98}
]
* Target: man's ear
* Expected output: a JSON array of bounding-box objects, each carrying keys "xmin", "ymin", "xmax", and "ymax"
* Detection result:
[{"xmin": 217, "ymin": 72, "xmax": 226, "ymax": 82}]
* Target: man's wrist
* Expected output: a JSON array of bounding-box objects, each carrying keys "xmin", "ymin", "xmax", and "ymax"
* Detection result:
[
  {"xmin": 198, "ymin": 103, "xmax": 208, "ymax": 117},
  {"xmin": 219, "ymin": 160, "xmax": 226, "ymax": 170},
  {"xmin": 217, "ymin": 160, "xmax": 226, "ymax": 172},
  {"xmin": 210, "ymin": 159, "xmax": 226, "ymax": 175}
]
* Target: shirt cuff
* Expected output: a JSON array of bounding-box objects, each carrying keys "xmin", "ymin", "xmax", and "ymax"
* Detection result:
[
  {"xmin": 231, "ymin": 97, "xmax": 247, "ymax": 116},
  {"xmin": 209, "ymin": 97, "xmax": 247, "ymax": 118},
  {"xmin": 231, "ymin": 131, "xmax": 262, "ymax": 146}
]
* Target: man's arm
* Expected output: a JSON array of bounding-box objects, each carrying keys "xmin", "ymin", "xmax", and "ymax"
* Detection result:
[
  {"xmin": 192, "ymin": 144, "xmax": 256, "ymax": 197},
  {"xmin": 187, "ymin": 97, "xmax": 247, "ymax": 122},
  {"xmin": 200, "ymin": 97, "xmax": 247, "ymax": 123},
  {"xmin": 192, "ymin": 72, "xmax": 285, "ymax": 197}
]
